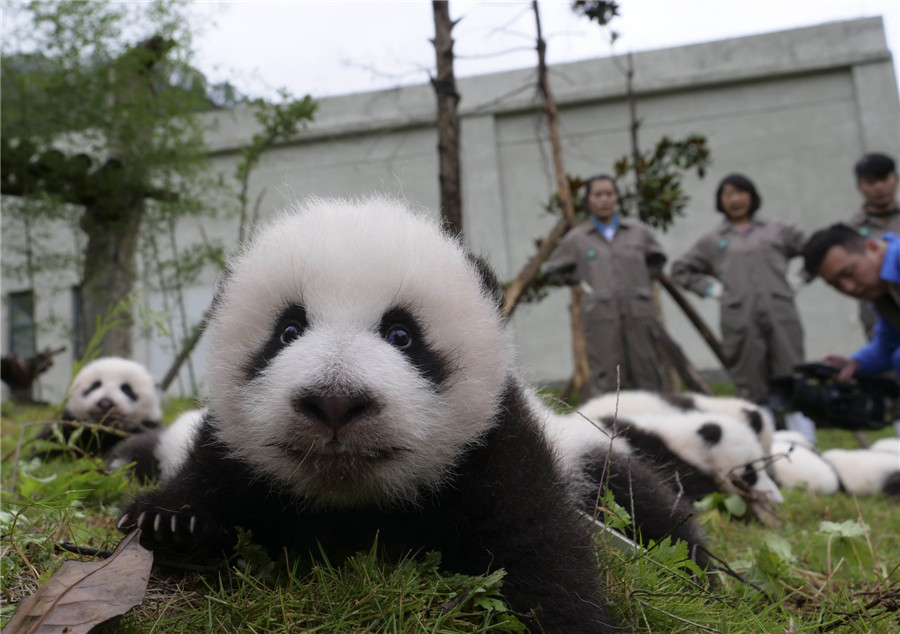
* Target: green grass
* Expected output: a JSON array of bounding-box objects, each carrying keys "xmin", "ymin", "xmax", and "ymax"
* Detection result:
[{"xmin": 2, "ymin": 399, "xmax": 898, "ymax": 633}]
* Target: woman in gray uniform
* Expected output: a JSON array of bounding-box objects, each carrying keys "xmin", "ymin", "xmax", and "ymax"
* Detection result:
[
  {"xmin": 544, "ymin": 174, "xmax": 667, "ymax": 397},
  {"xmin": 672, "ymin": 173, "xmax": 816, "ymax": 438}
]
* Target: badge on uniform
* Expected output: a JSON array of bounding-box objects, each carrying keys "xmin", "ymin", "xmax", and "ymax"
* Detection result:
[
  {"xmin": 717, "ymin": 239, "xmax": 728, "ymax": 250},
  {"xmin": 586, "ymin": 248, "xmax": 598, "ymax": 260}
]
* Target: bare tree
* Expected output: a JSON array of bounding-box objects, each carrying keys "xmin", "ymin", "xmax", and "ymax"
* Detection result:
[
  {"xmin": 431, "ymin": 1, "xmax": 463, "ymax": 235},
  {"xmin": 527, "ymin": 0, "xmax": 591, "ymax": 400}
]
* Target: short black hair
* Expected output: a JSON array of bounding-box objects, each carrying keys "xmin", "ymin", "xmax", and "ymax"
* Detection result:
[
  {"xmin": 584, "ymin": 174, "xmax": 620, "ymax": 198},
  {"xmin": 801, "ymin": 223, "xmax": 866, "ymax": 280},
  {"xmin": 854, "ymin": 153, "xmax": 896, "ymax": 180},
  {"xmin": 715, "ymin": 173, "xmax": 761, "ymax": 214}
]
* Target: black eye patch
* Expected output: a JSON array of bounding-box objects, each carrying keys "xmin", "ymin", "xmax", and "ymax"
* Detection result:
[
  {"xmin": 83, "ymin": 380, "xmax": 102, "ymax": 397},
  {"xmin": 379, "ymin": 307, "xmax": 451, "ymax": 387},
  {"xmin": 121, "ymin": 383, "xmax": 138, "ymax": 401},
  {"xmin": 697, "ymin": 422, "xmax": 722, "ymax": 446},
  {"xmin": 244, "ymin": 304, "xmax": 309, "ymax": 380},
  {"xmin": 740, "ymin": 465, "xmax": 759, "ymax": 487}
]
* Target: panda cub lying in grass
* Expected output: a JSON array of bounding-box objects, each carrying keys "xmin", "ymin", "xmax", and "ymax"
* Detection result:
[
  {"xmin": 123, "ymin": 196, "xmax": 677, "ymax": 632},
  {"xmin": 35, "ymin": 357, "xmax": 162, "ymax": 459},
  {"xmin": 562, "ymin": 391, "xmax": 783, "ymax": 505}
]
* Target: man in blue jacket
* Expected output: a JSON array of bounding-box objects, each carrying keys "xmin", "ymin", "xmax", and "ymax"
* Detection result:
[{"xmin": 802, "ymin": 223, "xmax": 900, "ymax": 435}]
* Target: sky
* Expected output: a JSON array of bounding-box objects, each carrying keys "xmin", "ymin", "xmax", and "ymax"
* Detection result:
[{"xmin": 191, "ymin": 0, "xmax": 900, "ymax": 102}]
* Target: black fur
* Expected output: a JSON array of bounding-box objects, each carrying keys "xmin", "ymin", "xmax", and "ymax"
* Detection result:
[
  {"xmin": 119, "ymin": 379, "xmax": 620, "ymax": 633},
  {"xmin": 697, "ymin": 422, "xmax": 722, "ymax": 447},
  {"xmin": 660, "ymin": 393, "xmax": 696, "ymax": 411},
  {"xmin": 244, "ymin": 303, "xmax": 309, "ymax": 380},
  {"xmin": 743, "ymin": 409, "xmax": 763, "ymax": 435},
  {"xmin": 602, "ymin": 416, "xmax": 720, "ymax": 500},
  {"xmin": 378, "ymin": 307, "xmax": 451, "ymax": 387},
  {"xmin": 106, "ymin": 429, "xmax": 163, "ymax": 481},
  {"xmin": 466, "ymin": 253, "xmax": 506, "ymax": 316},
  {"xmin": 883, "ymin": 471, "xmax": 900, "ymax": 497},
  {"xmin": 33, "ymin": 412, "xmax": 159, "ymax": 459},
  {"xmin": 578, "ymin": 446, "xmax": 712, "ymax": 570}
]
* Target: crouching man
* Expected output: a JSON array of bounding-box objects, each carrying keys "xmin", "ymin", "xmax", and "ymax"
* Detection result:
[{"xmin": 801, "ymin": 223, "xmax": 900, "ymax": 436}]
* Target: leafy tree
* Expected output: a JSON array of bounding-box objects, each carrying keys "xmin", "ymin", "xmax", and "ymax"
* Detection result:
[{"xmin": 2, "ymin": 1, "xmax": 233, "ymax": 360}]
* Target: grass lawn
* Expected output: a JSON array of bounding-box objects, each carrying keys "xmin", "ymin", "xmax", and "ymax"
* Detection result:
[{"xmin": 2, "ymin": 397, "xmax": 898, "ymax": 632}]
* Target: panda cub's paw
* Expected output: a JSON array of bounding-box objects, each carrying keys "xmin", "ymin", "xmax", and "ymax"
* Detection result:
[{"xmin": 117, "ymin": 502, "xmax": 203, "ymax": 547}]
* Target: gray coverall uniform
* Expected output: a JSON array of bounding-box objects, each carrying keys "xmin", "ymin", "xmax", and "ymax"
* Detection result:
[
  {"xmin": 544, "ymin": 217, "xmax": 667, "ymax": 396},
  {"xmin": 845, "ymin": 206, "xmax": 900, "ymax": 338},
  {"xmin": 671, "ymin": 217, "xmax": 806, "ymax": 404}
]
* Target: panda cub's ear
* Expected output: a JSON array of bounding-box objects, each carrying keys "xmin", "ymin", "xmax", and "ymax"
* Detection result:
[{"xmin": 466, "ymin": 253, "xmax": 505, "ymax": 317}]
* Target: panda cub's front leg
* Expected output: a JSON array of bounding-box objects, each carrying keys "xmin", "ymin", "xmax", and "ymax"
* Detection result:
[
  {"xmin": 117, "ymin": 449, "xmax": 241, "ymax": 556},
  {"xmin": 117, "ymin": 496, "xmax": 207, "ymax": 549}
]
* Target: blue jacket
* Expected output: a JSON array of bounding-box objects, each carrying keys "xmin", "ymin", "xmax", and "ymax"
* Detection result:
[{"xmin": 852, "ymin": 233, "xmax": 900, "ymax": 375}]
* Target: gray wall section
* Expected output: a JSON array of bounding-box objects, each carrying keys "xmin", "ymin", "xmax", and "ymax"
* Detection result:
[{"xmin": 3, "ymin": 18, "xmax": 898, "ymax": 401}]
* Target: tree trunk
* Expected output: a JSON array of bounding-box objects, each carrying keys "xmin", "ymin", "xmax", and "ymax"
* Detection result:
[
  {"xmin": 79, "ymin": 191, "xmax": 145, "ymax": 357},
  {"xmin": 657, "ymin": 273, "xmax": 728, "ymax": 369},
  {"xmin": 527, "ymin": 0, "xmax": 590, "ymax": 395},
  {"xmin": 431, "ymin": 1, "xmax": 463, "ymax": 236}
]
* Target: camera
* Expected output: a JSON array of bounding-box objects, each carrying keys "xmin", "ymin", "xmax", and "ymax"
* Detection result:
[{"xmin": 768, "ymin": 362, "xmax": 899, "ymax": 430}]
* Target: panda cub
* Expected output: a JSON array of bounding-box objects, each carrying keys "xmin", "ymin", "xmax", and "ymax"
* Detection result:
[
  {"xmin": 578, "ymin": 390, "xmax": 774, "ymax": 454},
  {"xmin": 822, "ymin": 448, "xmax": 900, "ymax": 497},
  {"xmin": 767, "ymin": 430, "xmax": 840, "ymax": 495},
  {"xmin": 532, "ymin": 394, "xmax": 712, "ymax": 568},
  {"xmin": 563, "ymin": 403, "xmax": 783, "ymax": 504},
  {"xmin": 107, "ymin": 408, "xmax": 204, "ymax": 481},
  {"xmin": 37, "ymin": 357, "xmax": 162, "ymax": 457},
  {"xmin": 118, "ymin": 197, "xmax": 621, "ymax": 632}
]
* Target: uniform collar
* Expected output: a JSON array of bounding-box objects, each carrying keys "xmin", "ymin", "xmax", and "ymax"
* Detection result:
[
  {"xmin": 717, "ymin": 216, "xmax": 764, "ymax": 235},
  {"xmin": 590, "ymin": 213, "xmax": 619, "ymax": 233}
]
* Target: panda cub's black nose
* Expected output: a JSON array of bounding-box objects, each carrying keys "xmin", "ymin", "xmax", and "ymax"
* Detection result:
[{"xmin": 295, "ymin": 393, "xmax": 373, "ymax": 430}]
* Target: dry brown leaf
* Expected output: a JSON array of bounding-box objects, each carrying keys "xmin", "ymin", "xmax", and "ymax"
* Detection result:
[{"xmin": 5, "ymin": 530, "xmax": 152, "ymax": 634}]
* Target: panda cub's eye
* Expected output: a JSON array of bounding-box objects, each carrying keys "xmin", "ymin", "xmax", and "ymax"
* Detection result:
[
  {"xmin": 385, "ymin": 325, "xmax": 412, "ymax": 350},
  {"xmin": 83, "ymin": 380, "xmax": 102, "ymax": 397},
  {"xmin": 121, "ymin": 383, "xmax": 138, "ymax": 401},
  {"xmin": 280, "ymin": 322, "xmax": 304, "ymax": 345}
]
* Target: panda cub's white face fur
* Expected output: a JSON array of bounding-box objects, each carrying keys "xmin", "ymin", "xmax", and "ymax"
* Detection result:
[
  {"xmin": 207, "ymin": 197, "xmax": 509, "ymax": 509},
  {"xmin": 65, "ymin": 357, "xmax": 161, "ymax": 427}
]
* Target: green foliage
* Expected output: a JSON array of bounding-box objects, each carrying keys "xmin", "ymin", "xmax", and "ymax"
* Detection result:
[
  {"xmin": 3, "ymin": 402, "xmax": 898, "ymax": 632},
  {"xmin": 571, "ymin": 1, "xmax": 620, "ymax": 27},
  {"xmin": 614, "ymin": 134, "xmax": 712, "ymax": 231},
  {"xmin": 695, "ymin": 491, "xmax": 748, "ymax": 521}
]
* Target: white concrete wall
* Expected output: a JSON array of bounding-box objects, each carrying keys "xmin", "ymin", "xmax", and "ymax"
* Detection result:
[{"xmin": 3, "ymin": 17, "xmax": 898, "ymax": 401}]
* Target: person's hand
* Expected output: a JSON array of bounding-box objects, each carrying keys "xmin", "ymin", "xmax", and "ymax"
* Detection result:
[
  {"xmin": 704, "ymin": 281, "xmax": 723, "ymax": 299},
  {"xmin": 824, "ymin": 355, "xmax": 860, "ymax": 382}
]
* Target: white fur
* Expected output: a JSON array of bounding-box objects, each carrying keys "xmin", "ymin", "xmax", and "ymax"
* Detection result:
[
  {"xmin": 537, "ymin": 390, "xmax": 783, "ymax": 503},
  {"xmin": 611, "ymin": 411, "xmax": 783, "ymax": 504},
  {"xmin": 64, "ymin": 357, "xmax": 161, "ymax": 426},
  {"xmin": 206, "ymin": 197, "xmax": 509, "ymax": 508},
  {"xmin": 768, "ymin": 432, "xmax": 839, "ymax": 495},
  {"xmin": 870, "ymin": 437, "xmax": 900, "ymax": 454},
  {"xmin": 526, "ymin": 391, "xmax": 624, "ymax": 469},
  {"xmin": 689, "ymin": 394, "xmax": 774, "ymax": 455},
  {"xmin": 576, "ymin": 391, "xmax": 774, "ymax": 453},
  {"xmin": 771, "ymin": 430, "xmax": 816, "ymax": 451},
  {"xmin": 822, "ymin": 448, "xmax": 900, "ymax": 496},
  {"xmin": 155, "ymin": 408, "xmax": 205, "ymax": 482}
]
